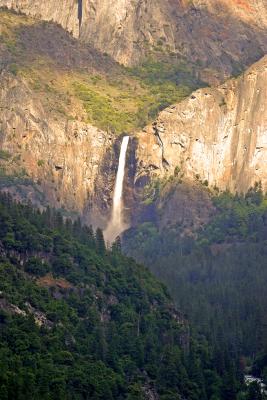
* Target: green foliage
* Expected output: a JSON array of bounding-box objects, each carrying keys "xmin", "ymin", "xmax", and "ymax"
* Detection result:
[
  {"xmin": 24, "ymin": 257, "xmax": 51, "ymax": 277},
  {"xmin": 198, "ymin": 183, "xmax": 267, "ymax": 245},
  {"xmin": 95, "ymin": 227, "xmax": 106, "ymax": 255},
  {"xmin": 174, "ymin": 166, "xmax": 181, "ymax": 177},
  {"xmin": 0, "ymin": 150, "xmax": 12, "ymax": 161},
  {"xmin": 0, "ymin": 9, "xmax": 204, "ymax": 136},
  {"xmin": 246, "ymin": 382, "xmax": 263, "ymax": 400},
  {"xmin": 142, "ymin": 179, "xmax": 163, "ymax": 205},
  {"xmin": 128, "ymin": 60, "xmax": 201, "ymax": 123},
  {"xmin": 8, "ymin": 63, "xmax": 18, "ymax": 75},
  {"xmin": 128, "ymin": 60, "xmax": 201, "ymax": 88},
  {"xmin": 72, "ymin": 66, "xmax": 196, "ymax": 134},
  {"xmin": 123, "ymin": 185, "xmax": 267, "ymax": 399},
  {"xmin": 73, "ymin": 82, "xmax": 137, "ymax": 134},
  {"xmin": 0, "ymin": 193, "xmax": 222, "ymax": 399},
  {"xmin": 0, "ymin": 168, "xmax": 33, "ymax": 189},
  {"xmin": 37, "ymin": 159, "xmax": 45, "ymax": 167}
]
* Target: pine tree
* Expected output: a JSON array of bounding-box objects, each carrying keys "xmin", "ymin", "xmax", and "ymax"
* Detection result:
[
  {"xmin": 111, "ymin": 236, "xmax": 122, "ymax": 253},
  {"xmin": 96, "ymin": 228, "xmax": 106, "ymax": 254},
  {"xmin": 247, "ymin": 382, "xmax": 262, "ymax": 400}
]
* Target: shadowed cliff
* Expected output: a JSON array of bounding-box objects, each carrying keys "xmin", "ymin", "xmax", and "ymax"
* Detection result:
[{"xmin": 1, "ymin": 0, "xmax": 267, "ymax": 83}]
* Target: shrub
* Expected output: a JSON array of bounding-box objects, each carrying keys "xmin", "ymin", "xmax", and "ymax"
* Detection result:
[
  {"xmin": 37, "ymin": 159, "xmax": 45, "ymax": 167},
  {"xmin": 24, "ymin": 257, "xmax": 51, "ymax": 277},
  {"xmin": 0, "ymin": 150, "xmax": 11, "ymax": 161}
]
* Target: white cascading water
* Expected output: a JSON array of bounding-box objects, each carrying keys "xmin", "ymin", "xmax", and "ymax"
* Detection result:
[{"xmin": 104, "ymin": 136, "xmax": 130, "ymax": 242}]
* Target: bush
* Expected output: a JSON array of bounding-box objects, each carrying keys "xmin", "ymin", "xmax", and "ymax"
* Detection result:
[
  {"xmin": 0, "ymin": 150, "xmax": 11, "ymax": 161},
  {"xmin": 24, "ymin": 257, "xmax": 51, "ymax": 277},
  {"xmin": 9, "ymin": 63, "xmax": 18, "ymax": 76}
]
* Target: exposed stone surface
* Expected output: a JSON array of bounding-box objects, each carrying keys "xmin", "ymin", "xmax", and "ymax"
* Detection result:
[
  {"xmin": 155, "ymin": 181, "xmax": 216, "ymax": 235},
  {"xmin": 0, "ymin": 296, "xmax": 53, "ymax": 328},
  {"xmin": 0, "ymin": 0, "xmax": 79, "ymax": 36},
  {"xmin": 0, "ymin": 297, "xmax": 26, "ymax": 316},
  {"xmin": 0, "ymin": 4, "xmax": 266, "ymax": 229},
  {"xmin": 81, "ymin": 0, "xmax": 267, "ymax": 80},
  {"xmin": 136, "ymin": 56, "xmax": 267, "ymax": 193},
  {"xmin": 1, "ymin": 55, "xmax": 267, "ymax": 229},
  {"xmin": 0, "ymin": 0, "xmax": 267, "ymax": 81},
  {"xmin": 0, "ymin": 71, "xmax": 114, "ymax": 221}
]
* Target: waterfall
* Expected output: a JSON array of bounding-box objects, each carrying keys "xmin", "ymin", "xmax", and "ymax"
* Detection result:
[{"xmin": 104, "ymin": 136, "xmax": 130, "ymax": 242}]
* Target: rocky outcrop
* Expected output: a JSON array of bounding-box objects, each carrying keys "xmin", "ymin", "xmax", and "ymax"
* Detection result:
[
  {"xmin": 1, "ymin": 54, "xmax": 266, "ymax": 230},
  {"xmin": 0, "ymin": 4, "xmax": 266, "ymax": 229},
  {"xmin": 0, "ymin": 0, "xmax": 80, "ymax": 36},
  {"xmin": 81, "ymin": 0, "xmax": 267, "ymax": 81},
  {"xmin": 0, "ymin": 296, "xmax": 53, "ymax": 328},
  {"xmin": 0, "ymin": 0, "xmax": 267, "ymax": 81},
  {"xmin": 0, "ymin": 71, "xmax": 114, "ymax": 223},
  {"xmin": 136, "ymin": 56, "xmax": 267, "ymax": 193}
]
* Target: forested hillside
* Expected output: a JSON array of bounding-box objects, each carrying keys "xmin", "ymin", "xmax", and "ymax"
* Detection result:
[
  {"xmin": 0, "ymin": 3, "xmax": 267, "ymax": 400},
  {"xmin": 0, "ymin": 193, "xmax": 244, "ymax": 400},
  {"xmin": 123, "ymin": 184, "xmax": 267, "ymax": 385}
]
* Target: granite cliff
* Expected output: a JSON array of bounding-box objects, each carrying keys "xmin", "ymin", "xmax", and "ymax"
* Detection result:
[
  {"xmin": 1, "ymin": 0, "xmax": 267, "ymax": 82},
  {"xmin": 0, "ymin": 6, "xmax": 267, "ymax": 230},
  {"xmin": 0, "ymin": 0, "xmax": 80, "ymax": 36},
  {"xmin": 136, "ymin": 56, "xmax": 267, "ymax": 194},
  {"xmin": 0, "ymin": 70, "xmax": 114, "ymax": 222},
  {"xmin": 0, "ymin": 8, "xmax": 200, "ymax": 226},
  {"xmin": 0, "ymin": 10, "xmax": 121, "ymax": 225}
]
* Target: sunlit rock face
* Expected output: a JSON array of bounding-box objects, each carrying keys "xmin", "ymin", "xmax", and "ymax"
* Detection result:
[
  {"xmin": 80, "ymin": 0, "xmax": 267, "ymax": 76},
  {"xmin": 0, "ymin": 0, "xmax": 267, "ymax": 81},
  {"xmin": 0, "ymin": 1, "xmax": 266, "ymax": 225},
  {"xmin": 0, "ymin": 55, "xmax": 266, "ymax": 227},
  {"xmin": 0, "ymin": 71, "xmax": 114, "ymax": 221},
  {"xmin": 191, "ymin": 0, "xmax": 267, "ymax": 27},
  {"xmin": 136, "ymin": 56, "xmax": 267, "ymax": 193},
  {"xmin": 0, "ymin": 0, "xmax": 80, "ymax": 36}
]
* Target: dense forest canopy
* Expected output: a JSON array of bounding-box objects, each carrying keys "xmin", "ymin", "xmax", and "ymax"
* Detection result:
[
  {"xmin": 123, "ymin": 184, "xmax": 267, "ymax": 393},
  {"xmin": 0, "ymin": 190, "xmax": 265, "ymax": 399},
  {"xmin": 0, "ymin": 192, "xmax": 248, "ymax": 400}
]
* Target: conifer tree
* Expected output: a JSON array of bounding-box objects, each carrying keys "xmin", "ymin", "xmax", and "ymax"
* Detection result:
[{"xmin": 96, "ymin": 228, "xmax": 106, "ymax": 254}]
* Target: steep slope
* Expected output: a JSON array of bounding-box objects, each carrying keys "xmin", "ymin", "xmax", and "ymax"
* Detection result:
[
  {"xmin": 0, "ymin": 9, "xmax": 114, "ymax": 222},
  {"xmin": 80, "ymin": 0, "xmax": 267, "ymax": 81},
  {"xmin": 123, "ymin": 186, "xmax": 267, "ymax": 364},
  {"xmin": 0, "ymin": 0, "xmax": 79, "ymax": 36},
  {"xmin": 0, "ymin": 69, "xmax": 111, "ymax": 217},
  {"xmin": 135, "ymin": 55, "xmax": 267, "ymax": 194},
  {"xmin": 0, "ymin": 9, "xmax": 267, "ymax": 228},
  {"xmin": 1, "ymin": 0, "xmax": 267, "ymax": 82},
  {"xmin": 0, "ymin": 9, "xmax": 196, "ymax": 226},
  {"xmin": 0, "ymin": 192, "xmax": 237, "ymax": 400}
]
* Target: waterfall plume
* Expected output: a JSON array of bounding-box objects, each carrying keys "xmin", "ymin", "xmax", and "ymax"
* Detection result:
[{"xmin": 104, "ymin": 136, "xmax": 129, "ymax": 242}]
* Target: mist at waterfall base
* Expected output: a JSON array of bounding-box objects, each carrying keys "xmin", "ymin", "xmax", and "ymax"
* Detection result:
[{"xmin": 104, "ymin": 136, "xmax": 130, "ymax": 243}]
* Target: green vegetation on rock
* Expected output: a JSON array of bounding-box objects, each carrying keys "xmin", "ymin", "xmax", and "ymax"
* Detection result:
[
  {"xmin": 0, "ymin": 193, "xmax": 232, "ymax": 400},
  {"xmin": 0, "ymin": 9, "xmax": 202, "ymax": 135},
  {"xmin": 123, "ymin": 184, "xmax": 267, "ymax": 399}
]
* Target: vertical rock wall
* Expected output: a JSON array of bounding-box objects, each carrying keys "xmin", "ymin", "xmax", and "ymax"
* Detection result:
[
  {"xmin": 136, "ymin": 56, "xmax": 267, "ymax": 193},
  {"xmin": 0, "ymin": 71, "xmax": 115, "ymax": 222},
  {"xmin": 0, "ymin": 0, "xmax": 80, "ymax": 36},
  {"xmin": 0, "ymin": 0, "xmax": 266, "ymax": 80}
]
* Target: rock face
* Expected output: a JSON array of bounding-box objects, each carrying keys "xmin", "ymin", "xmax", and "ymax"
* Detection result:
[
  {"xmin": 0, "ymin": 71, "xmax": 114, "ymax": 223},
  {"xmin": 81, "ymin": 0, "xmax": 267, "ymax": 80},
  {"xmin": 135, "ymin": 56, "xmax": 267, "ymax": 193},
  {"xmin": 1, "ymin": 54, "xmax": 266, "ymax": 229},
  {"xmin": 1, "ymin": 0, "xmax": 267, "ymax": 81},
  {"xmin": 0, "ymin": 3, "xmax": 267, "ymax": 228},
  {"xmin": 0, "ymin": 0, "xmax": 80, "ymax": 36}
]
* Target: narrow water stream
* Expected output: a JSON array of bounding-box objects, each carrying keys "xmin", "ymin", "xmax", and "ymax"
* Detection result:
[{"xmin": 104, "ymin": 136, "xmax": 129, "ymax": 242}]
